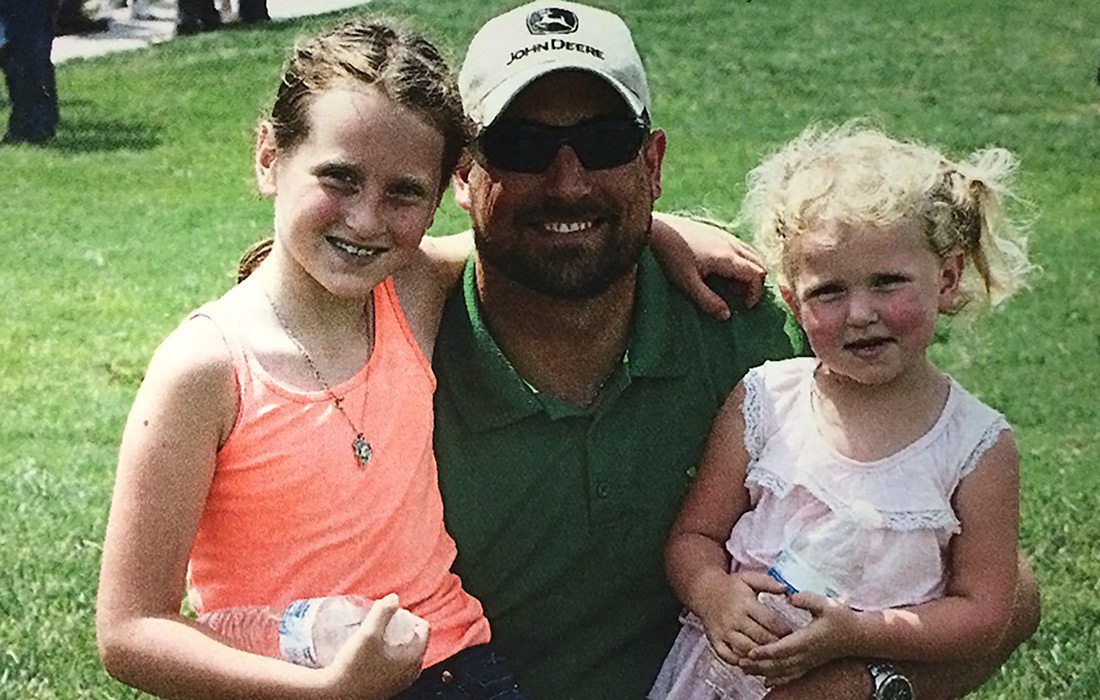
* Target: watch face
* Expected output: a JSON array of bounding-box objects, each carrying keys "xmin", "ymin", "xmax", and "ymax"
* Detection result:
[{"xmin": 881, "ymin": 676, "xmax": 914, "ymax": 700}]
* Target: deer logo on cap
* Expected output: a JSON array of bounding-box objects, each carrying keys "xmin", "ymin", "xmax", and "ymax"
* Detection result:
[{"xmin": 527, "ymin": 7, "xmax": 578, "ymax": 35}]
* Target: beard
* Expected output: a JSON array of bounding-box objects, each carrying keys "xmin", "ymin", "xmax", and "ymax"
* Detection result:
[{"xmin": 474, "ymin": 203, "xmax": 651, "ymax": 300}]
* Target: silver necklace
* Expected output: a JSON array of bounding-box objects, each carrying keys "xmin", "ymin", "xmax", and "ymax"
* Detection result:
[{"xmin": 262, "ymin": 286, "xmax": 373, "ymax": 468}]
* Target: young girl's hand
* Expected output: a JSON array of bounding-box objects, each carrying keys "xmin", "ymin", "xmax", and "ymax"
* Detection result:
[
  {"xmin": 739, "ymin": 593, "xmax": 861, "ymax": 687},
  {"xmin": 321, "ymin": 594, "xmax": 428, "ymax": 699},
  {"xmin": 695, "ymin": 570, "xmax": 793, "ymax": 665}
]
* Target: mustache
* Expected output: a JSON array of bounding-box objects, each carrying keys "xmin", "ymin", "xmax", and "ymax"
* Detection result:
[{"xmin": 518, "ymin": 201, "xmax": 619, "ymax": 226}]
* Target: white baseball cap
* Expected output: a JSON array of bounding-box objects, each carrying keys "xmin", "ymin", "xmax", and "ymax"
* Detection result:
[{"xmin": 459, "ymin": 1, "xmax": 651, "ymax": 130}]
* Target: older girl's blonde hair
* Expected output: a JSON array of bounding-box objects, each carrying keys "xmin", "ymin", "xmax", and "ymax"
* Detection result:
[{"xmin": 741, "ymin": 122, "xmax": 1034, "ymax": 313}]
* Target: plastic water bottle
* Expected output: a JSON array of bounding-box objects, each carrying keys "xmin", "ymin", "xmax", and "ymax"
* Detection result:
[
  {"xmin": 765, "ymin": 548, "xmax": 845, "ymax": 600},
  {"xmin": 197, "ymin": 603, "xmax": 282, "ymax": 659},
  {"xmin": 198, "ymin": 594, "xmax": 426, "ymax": 668},
  {"xmin": 758, "ymin": 530, "xmax": 852, "ymax": 630}
]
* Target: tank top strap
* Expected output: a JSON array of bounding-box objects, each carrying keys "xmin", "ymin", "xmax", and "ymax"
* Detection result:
[{"xmin": 186, "ymin": 301, "xmax": 253, "ymax": 415}]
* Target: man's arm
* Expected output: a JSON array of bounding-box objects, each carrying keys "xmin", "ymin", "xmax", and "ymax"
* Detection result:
[{"xmin": 762, "ymin": 554, "xmax": 1040, "ymax": 699}]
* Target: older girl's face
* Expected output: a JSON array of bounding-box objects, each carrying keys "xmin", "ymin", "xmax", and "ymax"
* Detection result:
[
  {"xmin": 781, "ymin": 221, "xmax": 963, "ymax": 387},
  {"xmin": 256, "ymin": 86, "xmax": 445, "ymax": 300}
]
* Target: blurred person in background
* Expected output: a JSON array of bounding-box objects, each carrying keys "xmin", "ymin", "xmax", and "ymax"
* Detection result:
[
  {"xmin": 1, "ymin": 0, "xmax": 59, "ymax": 144},
  {"xmin": 176, "ymin": 0, "xmax": 266, "ymax": 34},
  {"xmin": 54, "ymin": 0, "xmax": 109, "ymax": 35}
]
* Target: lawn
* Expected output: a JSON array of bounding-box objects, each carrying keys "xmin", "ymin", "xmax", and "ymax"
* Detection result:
[{"xmin": 1, "ymin": 0, "xmax": 1097, "ymax": 697}]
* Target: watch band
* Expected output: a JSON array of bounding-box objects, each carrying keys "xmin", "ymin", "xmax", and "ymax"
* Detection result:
[{"xmin": 866, "ymin": 660, "xmax": 914, "ymax": 700}]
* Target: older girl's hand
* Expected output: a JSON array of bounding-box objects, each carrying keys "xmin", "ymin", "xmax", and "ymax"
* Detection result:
[{"xmin": 321, "ymin": 594, "xmax": 428, "ymax": 699}]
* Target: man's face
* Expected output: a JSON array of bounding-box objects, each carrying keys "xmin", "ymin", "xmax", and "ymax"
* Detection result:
[{"xmin": 454, "ymin": 71, "xmax": 665, "ymax": 299}]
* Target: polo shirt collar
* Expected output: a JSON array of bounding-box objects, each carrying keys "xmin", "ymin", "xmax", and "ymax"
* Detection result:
[{"xmin": 447, "ymin": 247, "xmax": 688, "ymax": 432}]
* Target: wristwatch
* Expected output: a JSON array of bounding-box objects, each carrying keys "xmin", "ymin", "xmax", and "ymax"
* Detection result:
[{"xmin": 866, "ymin": 660, "xmax": 914, "ymax": 700}]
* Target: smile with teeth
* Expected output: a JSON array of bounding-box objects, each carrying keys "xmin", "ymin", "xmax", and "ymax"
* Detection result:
[
  {"xmin": 543, "ymin": 220, "xmax": 595, "ymax": 234},
  {"xmin": 329, "ymin": 237, "xmax": 383, "ymax": 258}
]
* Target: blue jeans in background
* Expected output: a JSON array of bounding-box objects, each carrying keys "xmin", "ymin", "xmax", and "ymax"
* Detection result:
[{"xmin": 0, "ymin": 0, "xmax": 58, "ymax": 144}]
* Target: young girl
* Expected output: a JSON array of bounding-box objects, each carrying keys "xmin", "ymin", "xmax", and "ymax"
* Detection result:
[
  {"xmin": 649, "ymin": 123, "xmax": 1033, "ymax": 699},
  {"xmin": 95, "ymin": 16, "xmax": 765, "ymax": 700}
]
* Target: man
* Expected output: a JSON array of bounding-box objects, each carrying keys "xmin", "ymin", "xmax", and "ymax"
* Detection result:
[{"xmin": 432, "ymin": 3, "xmax": 1038, "ymax": 699}]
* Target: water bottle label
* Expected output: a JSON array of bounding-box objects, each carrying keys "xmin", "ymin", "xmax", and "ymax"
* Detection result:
[
  {"xmin": 766, "ymin": 549, "xmax": 842, "ymax": 600},
  {"xmin": 279, "ymin": 598, "xmax": 321, "ymax": 668}
]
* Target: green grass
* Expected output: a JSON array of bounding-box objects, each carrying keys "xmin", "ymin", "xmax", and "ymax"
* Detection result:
[{"xmin": 1, "ymin": 0, "xmax": 1097, "ymax": 696}]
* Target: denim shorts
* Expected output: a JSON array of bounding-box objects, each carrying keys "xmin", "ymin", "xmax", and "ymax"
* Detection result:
[{"xmin": 396, "ymin": 645, "xmax": 527, "ymax": 700}]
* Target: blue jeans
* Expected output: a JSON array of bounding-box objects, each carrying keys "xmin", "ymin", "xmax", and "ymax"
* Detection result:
[
  {"xmin": 236, "ymin": 0, "xmax": 268, "ymax": 22},
  {"xmin": 0, "ymin": 0, "xmax": 57, "ymax": 143},
  {"xmin": 397, "ymin": 645, "xmax": 528, "ymax": 700}
]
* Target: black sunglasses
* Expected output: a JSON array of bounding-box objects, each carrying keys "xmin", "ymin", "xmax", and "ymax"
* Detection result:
[{"xmin": 476, "ymin": 117, "xmax": 650, "ymax": 174}]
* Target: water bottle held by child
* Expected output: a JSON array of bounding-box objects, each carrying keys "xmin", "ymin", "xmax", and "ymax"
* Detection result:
[
  {"xmin": 766, "ymin": 549, "xmax": 844, "ymax": 599},
  {"xmin": 197, "ymin": 594, "xmax": 426, "ymax": 668},
  {"xmin": 759, "ymin": 544, "xmax": 850, "ymax": 629}
]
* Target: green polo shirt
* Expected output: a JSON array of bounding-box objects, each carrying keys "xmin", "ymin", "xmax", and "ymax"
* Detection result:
[{"xmin": 432, "ymin": 248, "xmax": 803, "ymax": 700}]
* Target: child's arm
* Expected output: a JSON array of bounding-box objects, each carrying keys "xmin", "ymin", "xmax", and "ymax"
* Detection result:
[
  {"xmin": 397, "ymin": 232, "xmax": 474, "ymax": 360},
  {"xmin": 742, "ymin": 431, "xmax": 1020, "ymax": 687},
  {"xmin": 666, "ymin": 382, "xmax": 793, "ymax": 666},
  {"xmin": 418, "ymin": 230, "xmax": 474, "ymax": 286},
  {"xmin": 95, "ymin": 321, "xmax": 425, "ymax": 699}
]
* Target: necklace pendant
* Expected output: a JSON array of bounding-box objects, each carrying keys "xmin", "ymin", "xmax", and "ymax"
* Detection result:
[{"xmin": 352, "ymin": 434, "xmax": 373, "ymax": 467}]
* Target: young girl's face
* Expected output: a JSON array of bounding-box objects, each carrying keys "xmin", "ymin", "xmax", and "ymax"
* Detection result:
[
  {"xmin": 781, "ymin": 221, "xmax": 962, "ymax": 387},
  {"xmin": 257, "ymin": 85, "xmax": 445, "ymax": 299}
]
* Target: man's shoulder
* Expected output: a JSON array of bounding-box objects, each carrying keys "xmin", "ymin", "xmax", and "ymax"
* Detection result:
[{"xmin": 687, "ymin": 274, "xmax": 804, "ymax": 354}]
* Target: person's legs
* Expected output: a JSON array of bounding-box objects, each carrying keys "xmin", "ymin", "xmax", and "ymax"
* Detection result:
[
  {"xmin": 175, "ymin": 0, "xmax": 219, "ymax": 34},
  {"xmin": 1, "ymin": 2, "xmax": 58, "ymax": 144},
  {"xmin": 236, "ymin": 0, "xmax": 268, "ymax": 24},
  {"xmin": 128, "ymin": 0, "xmax": 153, "ymax": 21},
  {"xmin": 54, "ymin": 0, "xmax": 109, "ymax": 35}
]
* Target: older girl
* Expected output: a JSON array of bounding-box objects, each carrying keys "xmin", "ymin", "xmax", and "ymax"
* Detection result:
[{"xmin": 95, "ymin": 18, "xmax": 517, "ymax": 699}]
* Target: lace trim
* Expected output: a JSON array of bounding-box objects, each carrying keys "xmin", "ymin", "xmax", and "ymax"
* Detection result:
[
  {"xmin": 746, "ymin": 468, "xmax": 960, "ymax": 533},
  {"xmin": 960, "ymin": 417, "xmax": 1010, "ymax": 480},
  {"xmin": 873, "ymin": 509, "xmax": 960, "ymax": 533},
  {"xmin": 747, "ymin": 466, "xmax": 792, "ymax": 499},
  {"xmin": 741, "ymin": 369, "xmax": 766, "ymax": 460}
]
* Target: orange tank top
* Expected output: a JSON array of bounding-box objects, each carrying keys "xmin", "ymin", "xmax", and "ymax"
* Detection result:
[{"xmin": 186, "ymin": 278, "xmax": 489, "ymax": 667}]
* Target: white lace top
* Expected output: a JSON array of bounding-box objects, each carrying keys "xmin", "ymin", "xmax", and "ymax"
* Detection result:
[{"xmin": 727, "ymin": 357, "xmax": 1009, "ymax": 611}]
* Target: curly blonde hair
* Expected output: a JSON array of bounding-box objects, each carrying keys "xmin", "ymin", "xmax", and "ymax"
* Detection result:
[{"xmin": 741, "ymin": 122, "xmax": 1034, "ymax": 313}]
